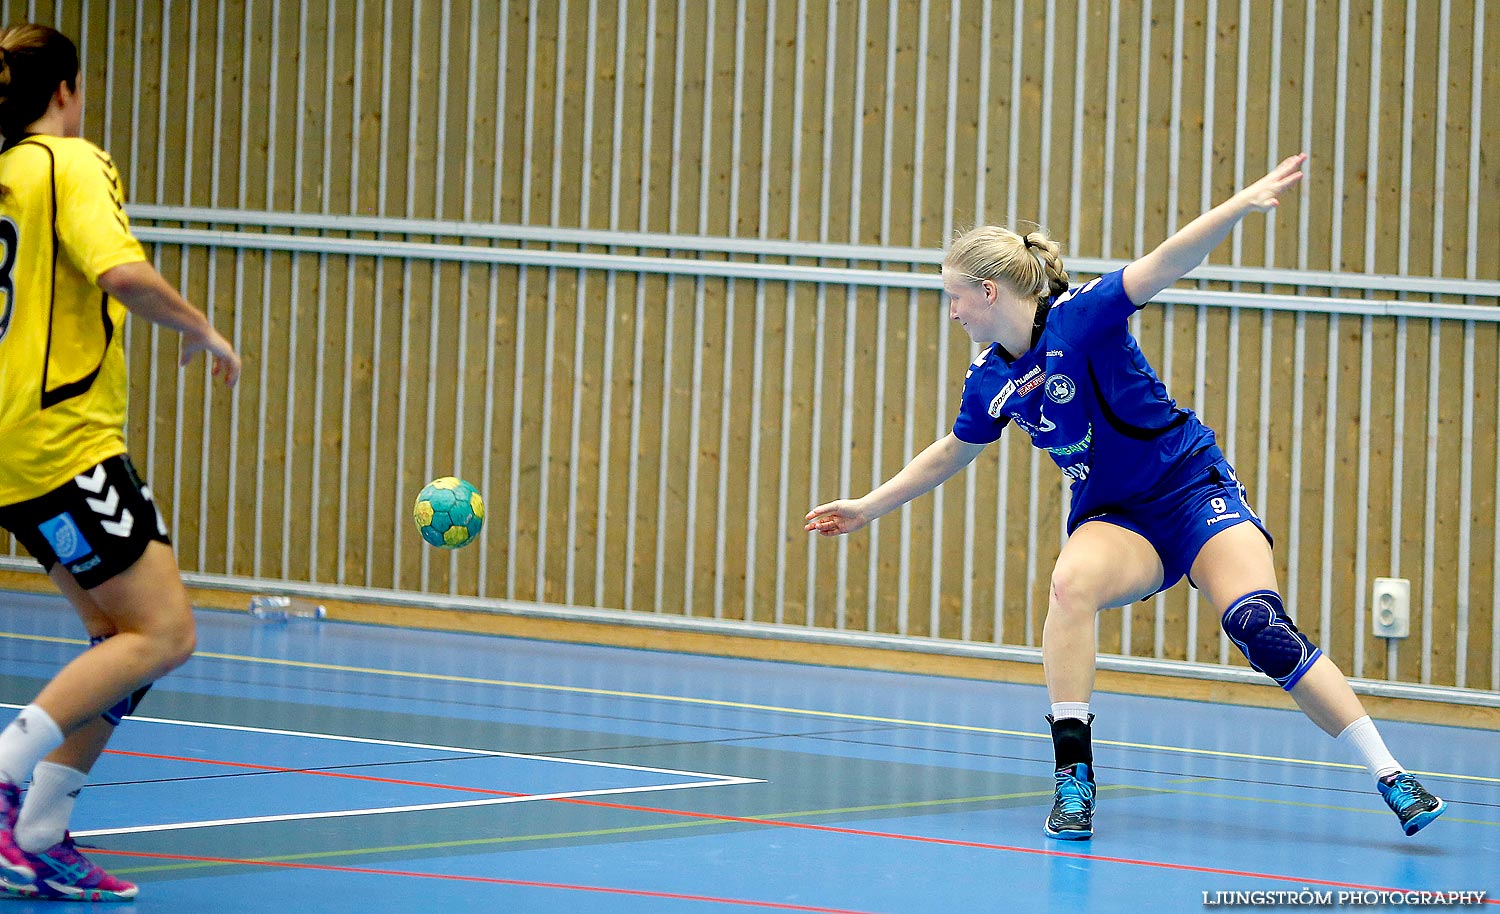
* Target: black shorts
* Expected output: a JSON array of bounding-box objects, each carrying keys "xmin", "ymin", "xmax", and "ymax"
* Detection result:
[{"xmin": 0, "ymin": 454, "xmax": 172, "ymax": 590}]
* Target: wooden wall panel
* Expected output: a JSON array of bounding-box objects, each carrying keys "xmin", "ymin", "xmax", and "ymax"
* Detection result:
[
  {"xmin": 1468, "ymin": 324, "xmax": 1500, "ymax": 689},
  {"xmin": 13, "ymin": 1, "xmax": 1484, "ymax": 274},
  {"xmin": 1479, "ymin": 2, "xmax": 1500, "ymax": 284}
]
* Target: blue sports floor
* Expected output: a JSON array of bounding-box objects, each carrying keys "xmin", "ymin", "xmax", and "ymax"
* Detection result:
[{"xmin": 1, "ymin": 588, "xmax": 1496, "ymax": 913}]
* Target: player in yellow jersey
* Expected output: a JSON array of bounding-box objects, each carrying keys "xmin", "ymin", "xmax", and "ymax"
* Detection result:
[{"xmin": 0, "ymin": 24, "xmax": 240, "ymax": 902}]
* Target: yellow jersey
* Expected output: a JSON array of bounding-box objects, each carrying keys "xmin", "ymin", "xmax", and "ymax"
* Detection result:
[{"xmin": 0, "ymin": 135, "xmax": 146, "ymax": 506}]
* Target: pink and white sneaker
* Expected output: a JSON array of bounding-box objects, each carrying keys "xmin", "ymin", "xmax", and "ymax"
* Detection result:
[
  {"xmin": 1, "ymin": 833, "xmax": 138, "ymax": 902},
  {"xmin": 0, "ymin": 781, "xmax": 36, "ymax": 889}
]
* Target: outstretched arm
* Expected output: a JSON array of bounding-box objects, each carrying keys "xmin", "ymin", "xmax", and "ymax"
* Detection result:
[
  {"xmin": 805, "ymin": 433, "xmax": 988, "ymax": 536},
  {"xmin": 1122, "ymin": 153, "xmax": 1306, "ymax": 307}
]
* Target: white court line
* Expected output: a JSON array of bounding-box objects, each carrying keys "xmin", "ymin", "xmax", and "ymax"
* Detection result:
[
  {"xmin": 75, "ymin": 781, "xmax": 749, "ymax": 838},
  {"xmin": 0, "ymin": 705, "xmax": 759, "ymax": 782},
  {"xmin": 121, "ymin": 713, "xmax": 759, "ymax": 783},
  {"xmin": 1, "ymin": 707, "xmax": 765, "ymax": 837}
]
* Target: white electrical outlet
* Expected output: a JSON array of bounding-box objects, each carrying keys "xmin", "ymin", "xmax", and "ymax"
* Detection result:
[{"xmin": 1371, "ymin": 577, "xmax": 1411, "ymax": 639}]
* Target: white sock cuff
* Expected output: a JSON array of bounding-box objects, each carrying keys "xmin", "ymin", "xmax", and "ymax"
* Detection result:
[
  {"xmin": 1335, "ymin": 715, "xmax": 1373, "ymax": 742},
  {"xmin": 0, "ymin": 705, "xmax": 65, "ymax": 785},
  {"xmin": 14, "ymin": 762, "xmax": 87, "ymax": 854},
  {"xmin": 1050, "ymin": 701, "xmax": 1091, "ymax": 722},
  {"xmin": 1335, "ymin": 715, "xmax": 1402, "ymax": 780},
  {"xmin": 28, "ymin": 761, "xmax": 87, "ymax": 794},
  {"xmin": 14, "ymin": 705, "xmax": 62, "ymax": 745}
]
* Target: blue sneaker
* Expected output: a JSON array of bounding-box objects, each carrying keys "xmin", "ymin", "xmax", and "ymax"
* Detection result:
[
  {"xmin": 0, "ymin": 833, "xmax": 138, "ymax": 902},
  {"xmin": 1045, "ymin": 763, "xmax": 1096, "ymax": 840},
  {"xmin": 1378, "ymin": 772, "xmax": 1446, "ymax": 836},
  {"xmin": 0, "ymin": 781, "xmax": 34, "ymax": 889}
]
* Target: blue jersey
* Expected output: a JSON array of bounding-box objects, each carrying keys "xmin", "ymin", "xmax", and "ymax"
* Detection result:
[{"xmin": 952, "ymin": 269, "xmax": 1220, "ymax": 527}]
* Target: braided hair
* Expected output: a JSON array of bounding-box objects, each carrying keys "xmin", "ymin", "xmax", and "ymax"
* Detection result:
[{"xmin": 945, "ymin": 226, "xmax": 1070, "ymax": 310}]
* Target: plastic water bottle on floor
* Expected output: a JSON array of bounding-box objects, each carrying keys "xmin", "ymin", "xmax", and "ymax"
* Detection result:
[{"xmin": 248, "ymin": 595, "xmax": 326, "ymax": 622}]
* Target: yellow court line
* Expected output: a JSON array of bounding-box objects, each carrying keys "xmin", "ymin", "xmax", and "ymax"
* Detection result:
[
  {"xmin": 2, "ymin": 632, "xmax": 79, "ymax": 646},
  {"xmin": 6, "ymin": 630, "xmax": 1497, "ymax": 785}
]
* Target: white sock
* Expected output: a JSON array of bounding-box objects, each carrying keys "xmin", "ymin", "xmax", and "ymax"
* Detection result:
[
  {"xmin": 1050, "ymin": 701, "xmax": 1091, "ymax": 722},
  {"xmin": 14, "ymin": 762, "xmax": 86, "ymax": 853},
  {"xmin": 1336, "ymin": 716, "xmax": 1402, "ymax": 781},
  {"xmin": 0, "ymin": 705, "xmax": 64, "ymax": 786}
]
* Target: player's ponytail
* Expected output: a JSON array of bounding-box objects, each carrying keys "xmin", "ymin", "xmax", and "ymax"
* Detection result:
[
  {"xmin": 945, "ymin": 225, "xmax": 1071, "ymax": 309},
  {"xmin": 1023, "ymin": 231, "xmax": 1070, "ymax": 301},
  {"xmin": 0, "ymin": 23, "xmax": 79, "ymax": 145}
]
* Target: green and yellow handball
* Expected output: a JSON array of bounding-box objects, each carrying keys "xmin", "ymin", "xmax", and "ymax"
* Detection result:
[{"xmin": 413, "ymin": 477, "xmax": 485, "ymax": 549}]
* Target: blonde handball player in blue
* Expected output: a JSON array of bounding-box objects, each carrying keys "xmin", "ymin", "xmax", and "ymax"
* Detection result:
[{"xmin": 806, "ymin": 154, "xmax": 1444, "ymax": 841}]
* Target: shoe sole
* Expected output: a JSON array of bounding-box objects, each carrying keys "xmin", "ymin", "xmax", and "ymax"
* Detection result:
[
  {"xmin": 1403, "ymin": 798, "xmax": 1447, "ymax": 836},
  {"xmin": 1044, "ymin": 826, "xmax": 1093, "ymax": 840},
  {"xmin": 3, "ymin": 881, "xmax": 139, "ymax": 903}
]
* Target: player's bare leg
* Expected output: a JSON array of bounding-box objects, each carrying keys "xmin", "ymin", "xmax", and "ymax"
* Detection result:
[
  {"xmin": 29, "ymin": 542, "xmax": 194, "ymax": 732},
  {"xmin": 1190, "ymin": 523, "xmax": 1445, "ymax": 836},
  {"xmin": 0, "ymin": 543, "xmax": 190, "ymax": 899},
  {"xmin": 1040, "ymin": 522, "xmax": 1162, "ymax": 839}
]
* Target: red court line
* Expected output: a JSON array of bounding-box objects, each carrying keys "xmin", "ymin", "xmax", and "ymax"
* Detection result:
[
  {"xmin": 551, "ymin": 797, "xmax": 1499, "ymax": 902},
  {"xmin": 105, "ymin": 749, "xmax": 527, "ymax": 796},
  {"xmin": 110, "ymin": 749, "xmax": 1495, "ymax": 903},
  {"xmin": 91, "ymin": 850, "xmax": 880, "ymax": 914}
]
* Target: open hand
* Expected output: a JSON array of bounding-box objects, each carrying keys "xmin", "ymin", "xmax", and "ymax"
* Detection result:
[
  {"xmin": 1238, "ymin": 153, "xmax": 1307, "ymax": 212},
  {"xmin": 805, "ymin": 499, "xmax": 872, "ymax": 537}
]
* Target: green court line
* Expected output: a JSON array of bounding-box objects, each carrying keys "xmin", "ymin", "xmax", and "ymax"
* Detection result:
[
  {"xmin": 5, "ymin": 628, "xmax": 1496, "ymax": 785},
  {"xmin": 107, "ymin": 786, "xmax": 1093, "ymax": 876},
  {"xmin": 1164, "ymin": 777, "xmax": 1216, "ymax": 785},
  {"xmin": 106, "ymin": 778, "xmax": 1498, "ymax": 879},
  {"xmin": 1124, "ymin": 784, "xmax": 1499, "ymax": 827},
  {"xmin": 109, "ymin": 819, "xmax": 711, "ymax": 876}
]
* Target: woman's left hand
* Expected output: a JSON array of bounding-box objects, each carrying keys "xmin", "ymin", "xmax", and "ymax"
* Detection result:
[{"xmin": 1238, "ymin": 153, "xmax": 1307, "ymax": 212}]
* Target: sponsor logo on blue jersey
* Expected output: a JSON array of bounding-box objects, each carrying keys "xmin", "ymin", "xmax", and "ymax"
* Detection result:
[
  {"xmin": 987, "ymin": 379, "xmax": 1017, "ymax": 417},
  {"xmin": 1047, "ymin": 425, "xmax": 1093, "ymax": 457},
  {"xmin": 1061, "ymin": 462, "xmax": 1090, "ymax": 482},
  {"xmin": 1012, "ymin": 413, "xmax": 1057, "ymax": 437},
  {"xmin": 1045, "ymin": 374, "xmax": 1077, "ymax": 404},
  {"xmin": 1016, "ymin": 366, "xmax": 1047, "ymax": 397}
]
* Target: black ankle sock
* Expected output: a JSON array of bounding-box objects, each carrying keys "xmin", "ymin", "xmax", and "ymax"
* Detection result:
[{"xmin": 1048, "ymin": 714, "xmax": 1093, "ymax": 770}]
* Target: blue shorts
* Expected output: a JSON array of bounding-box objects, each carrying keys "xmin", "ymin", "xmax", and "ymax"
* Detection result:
[{"xmin": 1069, "ymin": 454, "xmax": 1272, "ymax": 595}]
